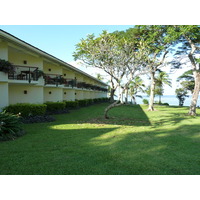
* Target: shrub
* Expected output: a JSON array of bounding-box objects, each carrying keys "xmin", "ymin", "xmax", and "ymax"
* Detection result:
[
  {"xmin": 86, "ymin": 99, "xmax": 94, "ymax": 105},
  {"xmin": 162, "ymin": 103, "xmax": 169, "ymax": 106},
  {"xmin": 21, "ymin": 115, "xmax": 56, "ymax": 124},
  {"xmin": 143, "ymin": 99, "xmax": 149, "ymax": 105},
  {"xmin": 64, "ymin": 101, "xmax": 79, "ymax": 109},
  {"xmin": 0, "ymin": 59, "xmax": 15, "ymax": 73},
  {"xmin": 78, "ymin": 99, "xmax": 88, "ymax": 107},
  {"xmin": 45, "ymin": 102, "xmax": 66, "ymax": 112},
  {"xmin": 4, "ymin": 103, "xmax": 47, "ymax": 117},
  {"xmin": 0, "ymin": 111, "xmax": 25, "ymax": 141}
]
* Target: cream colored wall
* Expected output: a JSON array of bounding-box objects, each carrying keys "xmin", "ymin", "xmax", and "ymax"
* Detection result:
[
  {"xmin": 0, "ymin": 83, "xmax": 9, "ymax": 109},
  {"xmin": 43, "ymin": 62, "xmax": 62, "ymax": 75},
  {"xmin": 0, "ymin": 42, "xmax": 8, "ymax": 60},
  {"xmin": 83, "ymin": 91, "xmax": 91, "ymax": 99},
  {"xmin": 63, "ymin": 89, "xmax": 75, "ymax": 101},
  {"xmin": 0, "ymin": 72, "xmax": 8, "ymax": 82},
  {"xmin": 44, "ymin": 87, "xmax": 63, "ymax": 102},
  {"xmin": 8, "ymin": 47, "xmax": 43, "ymax": 70},
  {"xmin": 9, "ymin": 85, "xmax": 43, "ymax": 105},
  {"xmin": 63, "ymin": 69, "xmax": 75, "ymax": 79},
  {"xmin": 75, "ymin": 90, "xmax": 83, "ymax": 100},
  {"xmin": 75, "ymin": 73, "xmax": 83, "ymax": 82}
]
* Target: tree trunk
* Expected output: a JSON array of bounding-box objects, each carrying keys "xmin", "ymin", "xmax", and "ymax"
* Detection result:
[
  {"xmin": 188, "ymin": 71, "xmax": 200, "ymax": 116},
  {"xmin": 159, "ymin": 95, "xmax": 161, "ymax": 104},
  {"xmin": 110, "ymin": 88, "xmax": 115, "ymax": 102},
  {"xmin": 148, "ymin": 72, "xmax": 156, "ymax": 111},
  {"xmin": 125, "ymin": 88, "xmax": 128, "ymax": 103},
  {"xmin": 132, "ymin": 96, "xmax": 136, "ymax": 104},
  {"xmin": 104, "ymin": 101, "xmax": 122, "ymax": 119}
]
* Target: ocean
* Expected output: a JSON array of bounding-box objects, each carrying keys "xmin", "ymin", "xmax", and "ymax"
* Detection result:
[{"xmin": 134, "ymin": 95, "xmax": 200, "ymax": 107}]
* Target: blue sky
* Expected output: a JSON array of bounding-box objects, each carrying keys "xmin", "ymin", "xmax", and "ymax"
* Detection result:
[
  {"xmin": 0, "ymin": 25, "xmax": 133, "ymax": 63},
  {"xmin": 0, "ymin": 25, "xmax": 191, "ymax": 95}
]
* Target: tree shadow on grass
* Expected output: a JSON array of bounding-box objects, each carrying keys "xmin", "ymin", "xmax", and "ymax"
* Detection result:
[
  {"xmin": 77, "ymin": 104, "xmax": 152, "ymax": 127},
  {"xmin": 1, "ymin": 121, "xmax": 200, "ymax": 175},
  {"xmin": 106, "ymin": 124, "xmax": 200, "ymax": 175}
]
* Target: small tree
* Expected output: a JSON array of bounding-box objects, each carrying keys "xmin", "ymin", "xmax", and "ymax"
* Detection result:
[
  {"xmin": 129, "ymin": 76, "xmax": 145, "ymax": 104},
  {"xmin": 155, "ymin": 71, "xmax": 172, "ymax": 104},
  {"xmin": 175, "ymin": 88, "xmax": 189, "ymax": 106}
]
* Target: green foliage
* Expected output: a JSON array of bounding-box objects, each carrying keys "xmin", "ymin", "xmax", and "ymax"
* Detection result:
[
  {"xmin": 64, "ymin": 101, "xmax": 79, "ymax": 109},
  {"xmin": 0, "ymin": 111, "xmax": 24, "ymax": 141},
  {"xmin": 175, "ymin": 88, "xmax": 189, "ymax": 106},
  {"xmin": 177, "ymin": 70, "xmax": 194, "ymax": 94},
  {"xmin": 143, "ymin": 99, "xmax": 149, "ymax": 104},
  {"xmin": 0, "ymin": 59, "xmax": 15, "ymax": 73},
  {"xmin": 86, "ymin": 99, "xmax": 94, "ymax": 105},
  {"xmin": 45, "ymin": 102, "xmax": 66, "ymax": 112},
  {"xmin": 78, "ymin": 100, "xmax": 89, "ymax": 107},
  {"xmin": 4, "ymin": 103, "xmax": 47, "ymax": 117},
  {"xmin": 163, "ymin": 103, "xmax": 169, "ymax": 106}
]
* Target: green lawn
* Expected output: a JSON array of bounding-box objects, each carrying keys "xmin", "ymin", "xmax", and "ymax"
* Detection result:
[{"xmin": 1, "ymin": 103, "xmax": 200, "ymax": 175}]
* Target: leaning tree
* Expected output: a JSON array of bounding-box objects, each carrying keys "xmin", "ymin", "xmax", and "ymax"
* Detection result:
[{"xmin": 73, "ymin": 30, "xmax": 149, "ymax": 119}]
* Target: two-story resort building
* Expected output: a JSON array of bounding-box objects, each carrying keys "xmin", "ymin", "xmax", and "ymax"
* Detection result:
[{"xmin": 0, "ymin": 29, "xmax": 108, "ymax": 110}]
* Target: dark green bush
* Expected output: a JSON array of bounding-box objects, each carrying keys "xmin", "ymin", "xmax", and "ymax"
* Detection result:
[
  {"xmin": 143, "ymin": 99, "xmax": 149, "ymax": 105},
  {"xmin": 0, "ymin": 111, "xmax": 25, "ymax": 141},
  {"xmin": 86, "ymin": 99, "xmax": 94, "ymax": 105},
  {"xmin": 64, "ymin": 101, "xmax": 79, "ymax": 109},
  {"xmin": 45, "ymin": 102, "xmax": 66, "ymax": 112},
  {"xmin": 78, "ymin": 99, "xmax": 88, "ymax": 107},
  {"xmin": 0, "ymin": 59, "xmax": 15, "ymax": 73},
  {"xmin": 163, "ymin": 103, "xmax": 169, "ymax": 106},
  {"xmin": 4, "ymin": 103, "xmax": 47, "ymax": 117}
]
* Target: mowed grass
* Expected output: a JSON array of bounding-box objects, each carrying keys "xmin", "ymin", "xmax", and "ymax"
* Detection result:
[{"xmin": 1, "ymin": 103, "xmax": 200, "ymax": 175}]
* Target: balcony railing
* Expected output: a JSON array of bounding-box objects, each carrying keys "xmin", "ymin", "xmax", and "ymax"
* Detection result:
[
  {"xmin": 44, "ymin": 74, "xmax": 64, "ymax": 86},
  {"xmin": 7, "ymin": 67, "xmax": 108, "ymax": 91},
  {"xmin": 8, "ymin": 65, "xmax": 39, "ymax": 82}
]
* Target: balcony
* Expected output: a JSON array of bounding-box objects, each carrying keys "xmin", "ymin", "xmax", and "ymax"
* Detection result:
[
  {"xmin": 8, "ymin": 65, "xmax": 40, "ymax": 83},
  {"xmin": 44, "ymin": 74, "xmax": 61, "ymax": 86}
]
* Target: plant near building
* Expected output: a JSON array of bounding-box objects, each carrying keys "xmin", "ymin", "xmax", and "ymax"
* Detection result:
[
  {"xmin": 4, "ymin": 103, "xmax": 47, "ymax": 117},
  {"xmin": 64, "ymin": 101, "xmax": 79, "ymax": 109},
  {"xmin": 45, "ymin": 102, "xmax": 66, "ymax": 113},
  {"xmin": 0, "ymin": 59, "xmax": 15, "ymax": 73},
  {"xmin": 0, "ymin": 110, "xmax": 24, "ymax": 141}
]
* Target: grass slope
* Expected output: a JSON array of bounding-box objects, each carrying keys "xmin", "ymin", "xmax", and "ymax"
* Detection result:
[{"xmin": 0, "ymin": 103, "xmax": 200, "ymax": 175}]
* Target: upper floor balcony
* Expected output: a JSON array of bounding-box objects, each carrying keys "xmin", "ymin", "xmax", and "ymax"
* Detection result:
[{"xmin": 7, "ymin": 65, "xmax": 41, "ymax": 83}]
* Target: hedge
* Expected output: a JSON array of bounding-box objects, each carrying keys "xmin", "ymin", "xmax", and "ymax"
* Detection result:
[
  {"xmin": 4, "ymin": 103, "xmax": 47, "ymax": 117},
  {"xmin": 78, "ymin": 99, "xmax": 88, "ymax": 107},
  {"xmin": 64, "ymin": 101, "xmax": 79, "ymax": 109},
  {"xmin": 45, "ymin": 102, "xmax": 66, "ymax": 112}
]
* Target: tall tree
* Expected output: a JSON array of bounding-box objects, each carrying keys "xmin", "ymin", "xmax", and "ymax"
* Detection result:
[
  {"xmin": 135, "ymin": 25, "xmax": 172, "ymax": 111},
  {"xmin": 167, "ymin": 25, "xmax": 200, "ymax": 115}
]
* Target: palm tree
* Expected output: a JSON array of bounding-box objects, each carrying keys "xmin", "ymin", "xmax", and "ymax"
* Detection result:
[
  {"xmin": 129, "ymin": 76, "xmax": 145, "ymax": 104},
  {"xmin": 155, "ymin": 71, "xmax": 172, "ymax": 104}
]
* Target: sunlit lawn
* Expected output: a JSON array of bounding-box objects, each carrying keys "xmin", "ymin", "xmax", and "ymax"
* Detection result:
[{"xmin": 1, "ymin": 103, "xmax": 200, "ymax": 175}]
